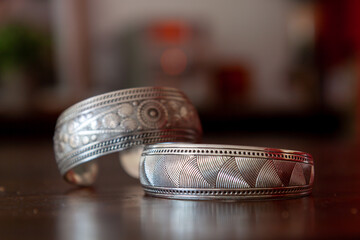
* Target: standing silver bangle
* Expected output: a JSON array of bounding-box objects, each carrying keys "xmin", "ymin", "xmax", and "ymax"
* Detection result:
[
  {"xmin": 140, "ymin": 143, "xmax": 314, "ymax": 200},
  {"xmin": 53, "ymin": 87, "xmax": 202, "ymax": 185}
]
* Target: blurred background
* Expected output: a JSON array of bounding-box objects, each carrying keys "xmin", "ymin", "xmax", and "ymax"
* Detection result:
[{"xmin": 0, "ymin": 0, "xmax": 359, "ymax": 140}]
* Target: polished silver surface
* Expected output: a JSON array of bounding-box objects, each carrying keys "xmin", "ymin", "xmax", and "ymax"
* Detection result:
[
  {"xmin": 140, "ymin": 143, "xmax": 314, "ymax": 200},
  {"xmin": 119, "ymin": 145, "xmax": 145, "ymax": 178},
  {"xmin": 53, "ymin": 87, "xmax": 202, "ymax": 185}
]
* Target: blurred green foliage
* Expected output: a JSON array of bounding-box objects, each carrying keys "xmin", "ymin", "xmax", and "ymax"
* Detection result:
[{"xmin": 0, "ymin": 23, "xmax": 52, "ymax": 74}]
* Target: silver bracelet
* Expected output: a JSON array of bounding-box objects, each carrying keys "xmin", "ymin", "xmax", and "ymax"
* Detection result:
[
  {"xmin": 53, "ymin": 87, "xmax": 202, "ymax": 185},
  {"xmin": 140, "ymin": 143, "xmax": 314, "ymax": 200}
]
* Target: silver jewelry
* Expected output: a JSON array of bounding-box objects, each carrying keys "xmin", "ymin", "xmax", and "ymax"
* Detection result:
[
  {"xmin": 140, "ymin": 143, "xmax": 314, "ymax": 200},
  {"xmin": 53, "ymin": 87, "xmax": 202, "ymax": 185}
]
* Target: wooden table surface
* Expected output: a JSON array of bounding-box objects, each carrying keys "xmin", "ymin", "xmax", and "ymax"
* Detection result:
[{"xmin": 1, "ymin": 135, "xmax": 360, "ymax": 240}]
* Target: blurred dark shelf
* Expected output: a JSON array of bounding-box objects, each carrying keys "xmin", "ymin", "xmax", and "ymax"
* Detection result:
[
  {"xmin": 0, "ymin": 113, "xmax": 58, "ymax": 138},
  {"xmin": 200, "ymin": 111, "xmax": 344, "ymax": 136},
  {"xmin": 0, "ymin": 110, "xmax": 345, "ymax": 139}
]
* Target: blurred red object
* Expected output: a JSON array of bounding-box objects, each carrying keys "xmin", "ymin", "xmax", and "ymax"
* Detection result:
[
  {"xmin": 317, "ymin": 0, "xmax": 360, "ymax": 68},
  {"xmin": 317, "ymin": 0, "xmax": 360, "ymax": 139},
  {"xmin": 214, "ymin": 62, "xmax": 251, "ymax": 110},
  {"xmin": 148, "ymin": 20, "xmax": 192, "ymax": 44}
]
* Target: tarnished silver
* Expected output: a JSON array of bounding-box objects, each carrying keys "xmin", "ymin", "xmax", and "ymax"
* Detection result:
[
  {"xmin": 140, "ymin": 143, "xmax": 314, "ymax": 200},
  {"xmin": 53, "ymin": 87, "xmax": 202, "ymax": 185}
]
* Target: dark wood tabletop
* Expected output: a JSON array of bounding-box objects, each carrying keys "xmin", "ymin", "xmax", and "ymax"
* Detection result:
[{"xmin": 1, "ymin": 134, "xmax": 360, "ymax": 240}]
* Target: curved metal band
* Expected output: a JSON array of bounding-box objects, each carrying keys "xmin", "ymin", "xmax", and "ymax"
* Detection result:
[
  {"xmin": 53, "ymin": 87, "xmax": 202, "ymax": 177},
  {"xmin": 140, "ymin": 143, "xmax": 314, "ymax": 200}
]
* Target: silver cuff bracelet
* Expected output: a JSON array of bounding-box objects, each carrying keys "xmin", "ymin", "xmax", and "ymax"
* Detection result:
[
  {"xmin": 140, "ymin": 143, "xmax": 314, "ymax": 200},
  {"xmin": 53, "ymin": 87, "xmax": 202, "ymax": 185}
]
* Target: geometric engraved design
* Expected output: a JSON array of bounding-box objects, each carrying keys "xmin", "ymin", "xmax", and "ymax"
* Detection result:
[
  {"xmin": 273, "ymin": 160, "xmax": 296, "ymax": 186},
  {"xmin": 139, "ymin": 156, "xmax": 151, "ymax": 186},
  {"xmin": 165, "ymin": 155, "xmax": 193, "ymax": 187},
  {"xmin": 152, "ymin": 155, "xmax": 173, "ymax": 187},
  {"xmin": 216, "ymin": 157, "xmax": 250, "ymax": 188},
  {"xmin": 53, "ymin": 87, "xmax": 202, "ymax": 176},
  {"xmin": 309, "ymin": 166, "xmax": 315, "ymax": 185},
  {"xmin": 255, "ymin": 160, "xmax": 283, "ymax": 188},
  {"xmin": 179, "ymin": 157, "xmax": 211, "ymax": 188},
  {"xmin": 198, "ymin": 156, "xmax": 228, "ymax": 187},
  {"xmin": 289, "ymin": 163, "xmax": 306, "ymax": 186},
  {"xmin": 302, "ymin": 164, "xmax": 312, "ymax": 185},
  {"xmin": 139, "ymin": 143, "xmax": 314, "ymax": 199},
  {"xmin": 143, "ymin": 155, "xmax": 159, "ymax": 186},
  {"xmin": 140, "ymin": 156, "xmax": 313, "ymax": 189},
  {"xmin": 235, "ymin": 158, "xmax": 266, "ymax": 188}
]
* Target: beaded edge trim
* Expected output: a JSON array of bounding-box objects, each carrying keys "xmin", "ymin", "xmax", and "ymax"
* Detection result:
[
  {"xmin": 57, "ymin": 87, "xmax": 186, "ymax": 125},
  {"xmin": 142, "ymin": 185, "xmax": 312, "ymax": 200},
  {"xmin": 59, "ymin": 129, "xmax": 199, "ymax": 175},
  {"xmin": 142, "ymin": 147, "xmax": 313, "ymax": 164}
]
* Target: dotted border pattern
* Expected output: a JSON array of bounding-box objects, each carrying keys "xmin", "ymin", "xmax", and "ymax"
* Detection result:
[
  {"xmin": 142, "ymin": 185, "xmax": 312, "ymax": 200},
  {"xmin": 58, "ymin": 129, "xmax": 199, "ymax": 175},
  {"xmin": 142, "ymin": 146, "xmax": 313, "ymax": 164},
  {"xmin": 57, "ymin": 128, "xmax": 199, "ymax": 165},
  {"xmin": 57, "ymin": 87, "xmax": 187, "ymax": 126}
]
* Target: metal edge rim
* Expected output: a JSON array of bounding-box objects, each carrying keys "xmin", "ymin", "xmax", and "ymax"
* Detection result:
[
  {"xmin": 143, "ymin": 143, "xmax": 312, "ymax": 157},
  {"xmin": 142, "ymin": 185, "xmax": 313, "ymax": 200}
]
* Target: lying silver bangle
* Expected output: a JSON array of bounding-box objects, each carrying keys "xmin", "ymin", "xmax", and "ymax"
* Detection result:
[
  {"xmin": 53, "ymin": 87, "xmax": 202, "ymax": 185},
  {"xmin": 140, "ymin": 143, "xmax": 314, "ymax": 200}
]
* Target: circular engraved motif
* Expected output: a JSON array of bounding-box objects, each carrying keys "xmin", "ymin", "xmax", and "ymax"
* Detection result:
[
  {"xmin": 82, "ymin": 136, "xmax": 90, "ymax": 145},
  {"xmin": 90, "ymin": 120, "xmax": 100, "ymax": 130},
  {"xmin": 120, "ymin": 118, "xmax": 137, "ymax": 132},
  {"xmin": 79, "ymin": 115, "xmax": 86, "ymax": 123},
  {"xmin": 55, "ymin": 142, "xmax": 65, "ymax": 153},
  {"xmin": 102, "ymin": 113, "xmax": 120, "ymax": 129},
  {"xmin": 53, "ymin": 87, "xmax": 202, "ymax": 184},
  {"xmin": 63, "ymin": 134, "xmax": 69, "ymax": 143},
  {"xmin": 117, "ymin": 103, "xmax": 134, "ymax": 117},
  {"xmin": 69, "ymin": 135, "xmax": 81, "ymax": 148},
  {"xmin": 138, "ymin": 100, "xmax": 168, "ymax": 129},
  {"xmin": 67, "ymin": 121, "xmax": 79, "ymax": 134},
  {"xmin": 180, "ymin": 106, "xmax": 188, "ymax": 118},
  {"xmin": 168, "ymin": 100, "xmax": 180, "ymax": 111},
  {"xmin": 59, "ymin": 142, "xmax": 66, "ymax": 152}
]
